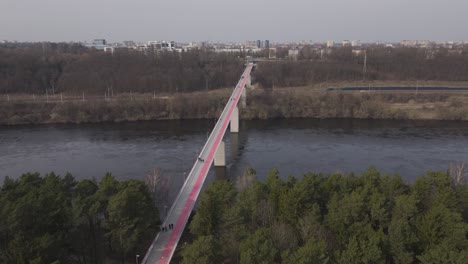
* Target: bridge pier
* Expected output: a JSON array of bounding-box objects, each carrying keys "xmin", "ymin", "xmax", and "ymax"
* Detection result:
[
  {"xmin": 230, "ymin": 106, "xmax": 239, "ymax": 133},
  {"xmin": 214, "ymin": 140, "xmax": 226, "ymax": 166},
  {"xmin": 240, "ymin": 86, "xmax": 246, "ymax": 107},
  {"xmin": 240, "ymin": 75, "xmax": 249, "ymax": 107}
]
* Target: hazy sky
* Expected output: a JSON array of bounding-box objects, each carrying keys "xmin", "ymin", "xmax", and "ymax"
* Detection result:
[{"xmin": 1, "ymin": 0, "xmax": 467, "ymax": 43}]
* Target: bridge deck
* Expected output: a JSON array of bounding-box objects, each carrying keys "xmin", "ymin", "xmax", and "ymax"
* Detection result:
[{"xmin": 142, "ymin": 63, "xmax": 254, "ymax": 264}]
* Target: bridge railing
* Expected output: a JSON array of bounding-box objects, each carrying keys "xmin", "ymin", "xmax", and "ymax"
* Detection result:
[
  {"xmin": 141, "ymin": 63, "xmax": 253, "ymax": 264},
  {"xmin": 198, "ymin": 64, "xmax": 252, "ymax": 159}
]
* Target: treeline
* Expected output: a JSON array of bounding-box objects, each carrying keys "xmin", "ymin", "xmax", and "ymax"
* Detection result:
[
  {"xmin": 3, "ymin": 43, "xmax": 468, "ymax": 95},
  {"xmin": 0, "ymin": 43, "xmax": 244, "ymax": 94},
  {"xmin": 181, "ymin": 168, "xmax": 468, "ymax": 263},
  {"xmin": 0, "ymin": 173, "xmax": 159, "ymax": 264},
  {"xmin": 253, "ymin": 47, "xmax": 468, "ymax": 88}
]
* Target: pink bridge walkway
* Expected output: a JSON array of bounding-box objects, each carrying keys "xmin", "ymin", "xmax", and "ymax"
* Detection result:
[{"xmin": 142, "ymin": 63, "xmax": 254, "ymax": 264}]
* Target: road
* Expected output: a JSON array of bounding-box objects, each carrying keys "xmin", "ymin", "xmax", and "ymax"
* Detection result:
[{"xmin": 142, "ymin": 63, "xmax": 254, "ymax": 264}]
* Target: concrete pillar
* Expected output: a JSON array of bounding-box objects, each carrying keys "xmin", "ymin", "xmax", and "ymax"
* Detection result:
[
  {"xmin": 214, "ymin": 141, "xmax": 226, "ymax": 167},
  {"xmin": 240, "ymin": 85, "xmax": 247, "ymax": 107},
  {"xmin": 230, "ymin": 106, "xmax": 239, "ymax": 133},
  {"xmin": 230, "ymin": 132, "xmax": 239, "ymax": 159}
]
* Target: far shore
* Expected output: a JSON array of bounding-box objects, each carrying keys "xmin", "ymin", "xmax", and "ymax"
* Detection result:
[{"xmin": 1, "ymin": 82, "xmax": 468, "ymax": 126}]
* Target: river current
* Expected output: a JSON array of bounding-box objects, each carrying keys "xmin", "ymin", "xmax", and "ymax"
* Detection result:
[{"xmin": 1, "ymin": 118, "xmax": 468, "ymax": 201}]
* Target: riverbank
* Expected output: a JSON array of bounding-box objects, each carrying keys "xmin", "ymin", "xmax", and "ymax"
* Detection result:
[{"xmin": 1, "ymin": 85, "xmax": 468, "ymax": 125}]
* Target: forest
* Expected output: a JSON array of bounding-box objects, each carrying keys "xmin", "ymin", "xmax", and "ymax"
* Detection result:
[
  {"xmin": 0, "ymin": 173, "xmax": 159, "ymax": 264},
  {"xmin": 2, "ymin": 42, "xmax": 468, "ymax": 95},
  {"xmin": 0, "ymin": 42, "xmax": 243, "ymax": 95},
  {"xmin": 254, "ymin": 46, "xmax": 468, "ymax": 88},
  {"xmin": 1, "ymin": 168, "xmax": 467, "ymax": 263},
  {"xmin": 181, "ymin": 167, "xmax": 468, "ymax": 264}
]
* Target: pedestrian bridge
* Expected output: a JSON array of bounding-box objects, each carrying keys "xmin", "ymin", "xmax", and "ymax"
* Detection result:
[{"xmin": 142, "ymin": 63, "xmax": 254, "ymax": 264}]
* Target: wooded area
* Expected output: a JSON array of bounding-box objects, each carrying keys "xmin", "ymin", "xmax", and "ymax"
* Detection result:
[
  {"xmin": 0, "ymin": 43, "xmax": 243, "ymax": 95},
  {"xmin": 2, "ymin": 43, "xmax": 468, "ymax": 95},
  {"xmin": 255, "ymin": 47, "xmax": 468, "ymax": 88},
  {"xmin": 0, "ymin": 173, "xmax": 159, "ymax": 264},
  {"xmin": 3, "ymin": 168, "xmax": 466, "ymax": 263},
  {"xmin": 181, "ymin": 168, "xmax": 468, "ymax": 264}
]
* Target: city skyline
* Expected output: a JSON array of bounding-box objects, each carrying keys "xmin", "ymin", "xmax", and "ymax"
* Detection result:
[{"xmin": 1, "ymin": 0, "xmax": 468, "ymax": 43}]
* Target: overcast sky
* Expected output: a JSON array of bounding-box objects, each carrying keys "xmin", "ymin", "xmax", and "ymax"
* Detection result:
[{"xmin": 1, "ymin": 0, "xmax": 467, "ymax": 43}]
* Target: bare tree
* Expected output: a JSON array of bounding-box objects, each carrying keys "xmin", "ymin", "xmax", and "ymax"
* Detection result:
[
  {"xmin": 255, "ymin": 199, "xmax": 274, "ymax": 227},
  {"xmin": 270, "ymin": 221, "xmax": 298, "ymax": 251},
  {"xmin": 235, "ymin": 167, "xmax": 257, "ymax": 192},
  {"xmin": 145, "ymin": 167, "xmax": 170, "ymax": 206},
  {"xmin": 449, "ymin": 162, "xmax": 467, "ymax": 186}
]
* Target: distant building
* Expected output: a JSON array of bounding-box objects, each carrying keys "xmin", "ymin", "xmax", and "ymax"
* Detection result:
[
  {"xmin": 146, "ymin": 40, "xmax": 176, "ymax": 52},
  {"xmin": 134, "ymin": 44, "xmax": 149, "ymax": 54},
  {"xmin": 327, "ymin": 40, "xmax": 334, "ymax": 48},
  {"xmin": 103, "ymin": 46, "xmax": 114, "ymax": 53},
  {"xmin": 400, "ymin": 40, "xmax": 432, "ymax": 47},
  {"xmin": 288, "ymin": 49, "xmax": 299, "ymax": 60},
  {"xmin": 162, "ymin": 41, "xmax": 176, "ymax": 50},
  {"xmin": 264, "ymin": 40, "xmax": 270, "ymax": 49},
  {"xmin": 256, "ymin": 40, "xmax": 261, "ymax": 48},
  {"xmin": 93, "ymin": 39, "xmax": 106, "ymax": 46},
  {"xmin": 342, "ymin": 40, "xmax": 351, "ymax": 47},
  {"xmin": 245, "ymin": 40, "xmax": 256, "ymax": 48},
  {"xmin": 214, "ymin": 48, "xmax": 243, "ymax": 53},
  {"xmin": 87, "ymin": 39, "xmax": 108, "ymax": 50},
  {"xmin": 123, "ymin": 41, "xmax": 136, "ymax": 47},
  {"xmin": 351, "ymin": 40, "xmax": 361, "ymax": 47}
]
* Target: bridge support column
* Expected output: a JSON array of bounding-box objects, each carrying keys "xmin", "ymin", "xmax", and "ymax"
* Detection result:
[
  {"xmin": 230, "ymin": 106, "xmax": 239, "ymax": 133},
  {"xmin": 214, "ymin": 140, "xmax": 226, "ymax": 167},
  {"xmin": 240, "ymin": 86, "xmax": 246, "ymax": 107}
]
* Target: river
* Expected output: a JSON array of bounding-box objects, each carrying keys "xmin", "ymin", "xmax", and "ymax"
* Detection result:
[{"xmin": 1, "ymin": 118, "xmax": 468, "ymax": 201}]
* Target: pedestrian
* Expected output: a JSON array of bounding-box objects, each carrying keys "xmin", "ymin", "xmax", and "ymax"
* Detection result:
[{"xmin": 171, "ymin": 224, "xmax": 173, "ymax": 229}]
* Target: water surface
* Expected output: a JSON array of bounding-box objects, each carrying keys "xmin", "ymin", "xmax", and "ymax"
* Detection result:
[{"xmin": 1, "ymin": 119, "xmax": 467, "ymax": 201}]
